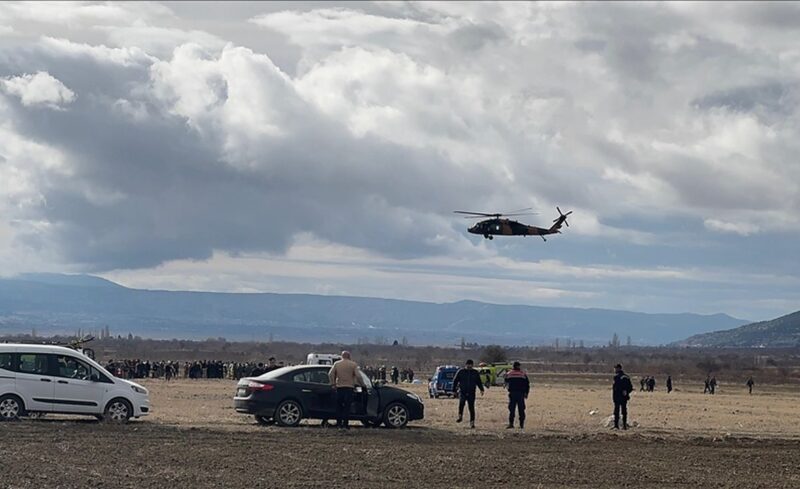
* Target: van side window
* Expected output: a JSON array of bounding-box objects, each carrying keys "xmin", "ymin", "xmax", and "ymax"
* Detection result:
[
  {"xmin": 18, "ymin": 353, "xmax": 49, "ymax": 374},
  {"xmin": 0, "ymin": 352, "xmax": 13, "ymax": 371},
  {"xmin": 53, "ymin": 355, "xmax": 92, "ymax": 380}
]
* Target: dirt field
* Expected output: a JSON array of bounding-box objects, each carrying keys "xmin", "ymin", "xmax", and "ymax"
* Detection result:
[{"xmin": 2, "ymin": 376, "xmax": 800, "ymax": 488}]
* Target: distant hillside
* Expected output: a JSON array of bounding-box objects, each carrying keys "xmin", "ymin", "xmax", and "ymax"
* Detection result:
[
  {"xmin": 0, "ymin": 274, "xmax": 748, "ymax": 345},
  {"xmin": 677, "ymin": 310, "xmax": 800, "ymax": 347}
]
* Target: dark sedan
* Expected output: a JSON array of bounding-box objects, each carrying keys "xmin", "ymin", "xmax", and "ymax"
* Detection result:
[{"xmin": 234, "ymin": 365, "xmax": 424, "ymax": 428}]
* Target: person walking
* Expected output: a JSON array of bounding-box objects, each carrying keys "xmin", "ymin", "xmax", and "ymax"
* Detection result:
[
  {"xmin": 612, "ymin": 363, "xmax": 633, "ymax": 430},
  {"xmin": 453, "ymin": 359, "xmax": 484, "ymax": 429},
  {"xmin": 328, "ymin": 351, "xmax": 364, "ymax": 430},
  {"xmin": 746, "ymin": 377, "xmax": 754, "ymax": 395},
  {"xmin": 666, "ymin": 375, "xmax": 673, "ymax": 394},
  {"xmin": 504, "ymin": 361, "xmax": 530, "ymax": 429},
  {"xmin": 709, "ymin": 376, "xmax": 717, "ymax": 395}
]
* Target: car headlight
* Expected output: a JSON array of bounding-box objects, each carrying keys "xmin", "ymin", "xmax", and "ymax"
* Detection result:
[
  {"xmin": 406, "ymin": 393, "xmax": 422, "ymax": 403},
  {"xmin": 131, "ymin": 385, "xmax": 148, "ymax": 395}
]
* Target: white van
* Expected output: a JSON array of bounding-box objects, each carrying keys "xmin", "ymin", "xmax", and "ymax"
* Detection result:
[
  {"xmin": 306, "ymin": 353, "xmax": 342, "ymax": 365},
  {"xmin": 0, "ymin": 343, "xmax": 150, "ymax": 422}
]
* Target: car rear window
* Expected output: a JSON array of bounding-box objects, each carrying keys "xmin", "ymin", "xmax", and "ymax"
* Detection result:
[
  {"xmin": 291, "ymin": 369, "xmax": 331, "ymax": 384},
  {"xmin": 442, "ymin": 371, "xmax": 456, "ymax": 380}
]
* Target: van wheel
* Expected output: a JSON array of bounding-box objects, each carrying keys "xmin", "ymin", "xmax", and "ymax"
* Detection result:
[
  {"xmin": 102, "ymin": 398, "xmax": 133, "ymax": 423},
  {"xmin": 275, "ymin": 400, "xmax": 303, "ymax": 427},
  {"xmin": 383, "ymin": 403, "xmax": 409, "ymax": 429},
  {"xmin": 0, "ymin": 394, "xmax": 25, "ymax": 420}
]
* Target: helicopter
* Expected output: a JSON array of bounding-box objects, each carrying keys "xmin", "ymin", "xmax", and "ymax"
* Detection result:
[{"xmin": 454, "ymin": 207, "xmax": 572, "ymax": 241}]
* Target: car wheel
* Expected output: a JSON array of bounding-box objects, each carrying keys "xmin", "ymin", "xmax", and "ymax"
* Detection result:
[
  {"xmin": 0, "ymin": 395, "xmax": 25, "ymax": 421},
  {"xmin": 275, "ymin": 400, "xmax": 303, "ymax": 427},
  {"xmin": 383, "ymin": 402, "xmax": 409, "ymax": 429},
  {"xmin": 254, "ymin": 415, "xmax": 274, "ymax": 426},
  {"xmin": 102, "ymin": 398, "xmax": 133, "ymax": 423}
]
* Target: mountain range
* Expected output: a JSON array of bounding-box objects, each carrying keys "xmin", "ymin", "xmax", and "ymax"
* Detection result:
[
  {"xmin": 0, "ymin": 273, "xmax": 749, "ymax": 346},
  {"xmin": 677, "ymin": 309, "xmax": 800, "ymax": 348}
]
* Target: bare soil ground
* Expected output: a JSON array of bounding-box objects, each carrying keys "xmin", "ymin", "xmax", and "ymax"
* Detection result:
[{"xmin": 2, "ymin": 376, "xmax": 800, "ymax": 488}]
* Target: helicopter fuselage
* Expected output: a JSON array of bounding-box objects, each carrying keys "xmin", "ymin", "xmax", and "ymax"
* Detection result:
[{"xmin": 468, "ymin": 218, "xmax": 554, "ymax": 239}]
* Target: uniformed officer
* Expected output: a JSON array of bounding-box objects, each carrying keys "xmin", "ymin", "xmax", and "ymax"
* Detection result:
[
  {"xmin": 504, "ymin": 361, "xmax": 530, "ymax": 429},
  {"xmin": 612, "ymin": 363, "xmax": 633, "ymax": 430}
]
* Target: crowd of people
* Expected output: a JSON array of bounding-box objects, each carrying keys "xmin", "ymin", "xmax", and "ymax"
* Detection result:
[
  {"xmin": 360, "ymin": 365, "xmax": 415, "ymax": 384},
  {"xmin": 103, "ymin": 358, "xmax": 288, "ymax": 380}
]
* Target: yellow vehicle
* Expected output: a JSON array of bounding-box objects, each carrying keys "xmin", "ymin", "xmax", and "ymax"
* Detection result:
[{"xmin": 477, "ymin": 363, "xmax": 514, "ymax": 387}]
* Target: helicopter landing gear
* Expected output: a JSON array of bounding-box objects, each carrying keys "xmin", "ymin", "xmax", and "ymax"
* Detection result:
[{"xmin": 484, "ymin": 234, "xmax": 493, "ymax": 240}]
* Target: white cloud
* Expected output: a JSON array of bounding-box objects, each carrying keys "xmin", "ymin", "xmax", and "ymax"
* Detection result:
[
  {"xmin": 39, "ymin": 36, "xmax": 155, "ymax": 67},
  {"xmin": 0, "ymin": 1, "xmax": 172, "ymax": 27},
  {"xmin": 1, "ymin": 71, "xmax": 75, "ymax": 108},
  {"xmin": 704, "ymin": 218, "xmax": 759, "ymax": 236}
]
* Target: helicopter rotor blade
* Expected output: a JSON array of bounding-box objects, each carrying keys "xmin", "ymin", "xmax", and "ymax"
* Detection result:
[{"xmin": 454, "ymin": 211, "xmax": 498, "ymax": 217}]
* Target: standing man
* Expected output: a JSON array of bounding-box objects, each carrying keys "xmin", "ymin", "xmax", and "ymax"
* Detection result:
[
  {"xmin": 666, "ymin": 375, "xmax": 673, "ymax": 394},
  {"xmin": 612, "ymin": 363, "xmax": 633, "ymax": 430},
  {"xmin": 746, "ymin": 377, "xmax": 754, "ymax": 395},
  {"xmin": 453, "ymin": 359, "xmax": 484, "ymax": 429},
  {"xmin": 504, "ymin": 361, "xmax": 530, "ymax": 429},
  {"xmin": 264, "ymin": 357, "xmax": 279, "ymax": 373},
  {"xmin": 709, "ymin": 376, "xmax": 717, "ymax": 395},
  {"xmin": 328, "ymin": 351, "xmax": 363, "ymax": 430},
  {"xmin": 391, "ymin": 366, "xmax": 399, "ymax": 385}
]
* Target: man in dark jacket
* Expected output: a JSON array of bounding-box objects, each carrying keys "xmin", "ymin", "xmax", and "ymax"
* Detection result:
[
  {"xmin": 666, "ymin": 375, "xmax": 673, "ymax": 393},
  {"xmin": 612, "ymin": 363, "xmax": 633, "ymax": 430},
  {"xmin": 453, "ymin": 359, "xmax": 484, "ymax": 428},
  {"xmin": 504, "ymin": 361, "xmax": 530, "ymax": 429}
]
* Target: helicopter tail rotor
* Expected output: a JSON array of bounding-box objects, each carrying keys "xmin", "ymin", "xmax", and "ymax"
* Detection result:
[{"xmin": 551, "ymin": 207, "xmax": 573, "ymax": 231}]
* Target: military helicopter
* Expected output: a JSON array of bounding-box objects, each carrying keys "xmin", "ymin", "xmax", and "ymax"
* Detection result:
[{"xmin": 454, "ymin": 207, "xmax": 572, "ymax": 241}]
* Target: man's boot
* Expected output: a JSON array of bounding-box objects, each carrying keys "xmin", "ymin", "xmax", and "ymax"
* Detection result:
[
  {"xmin": 622, "ymin": 415, "xmax": 629, "ymax": 430},
  {"xmin": 519, "ymin": 419, "xmax": 524, "ymax": 430},
  {"xmin": 469, "ymin": 420, "xmax": 475, "ymax": 429}
]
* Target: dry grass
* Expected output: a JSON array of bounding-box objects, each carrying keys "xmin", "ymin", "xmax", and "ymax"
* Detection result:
[{"xmin": 140, "ymin": 373, "xmax": 800, "ymax": 440}]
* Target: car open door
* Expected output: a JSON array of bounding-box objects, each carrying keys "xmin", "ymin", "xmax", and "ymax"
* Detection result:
[{"xmin": 355, "ymin": 371, "xmax": 380, "ymax": 420}]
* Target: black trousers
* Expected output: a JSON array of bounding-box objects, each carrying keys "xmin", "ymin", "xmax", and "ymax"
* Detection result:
[
  {"xmin": 613, "ymin": 400, "xmax": 628, "ymax": 427},
  {"xmin": 335, "ymin": 387, "xmax": 354, "ymax": 428},
  {"xmin": 508, "ymin": 393, "xmax": 526, "ymax": 425},
  {"xmin": 458, "ymin": 392, "xmax": 476, "ymax": 422}
]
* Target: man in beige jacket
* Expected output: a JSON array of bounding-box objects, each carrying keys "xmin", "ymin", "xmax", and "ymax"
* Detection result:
[{"xmin": 328, "ymin": 351, "xmax": 364, "ymax": 430}]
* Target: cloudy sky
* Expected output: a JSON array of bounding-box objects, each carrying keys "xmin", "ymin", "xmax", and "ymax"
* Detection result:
[{"xmin": 1, "ymin": 1, "xmax": 799, "ymax": 321}]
